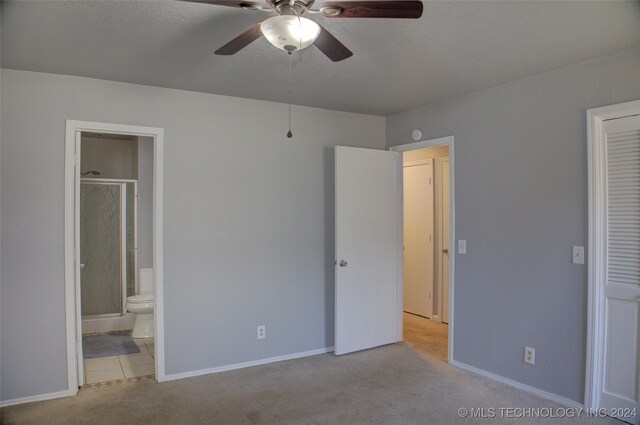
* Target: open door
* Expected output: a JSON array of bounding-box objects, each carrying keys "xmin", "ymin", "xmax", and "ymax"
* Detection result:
[
  {"xmin": 334, "ymin": 146, "xmax": 402, "ymax": 355},
  {"xmin": 437, "ymin": 158, "xmax": 451, "ymax": 324},
  {"xmin": 598, "ymin": 115, "xmax": 640, "ymax": 421},
  {"xmin": 403, "ymin": 160, "xmax": 434, "ymax": 318}
]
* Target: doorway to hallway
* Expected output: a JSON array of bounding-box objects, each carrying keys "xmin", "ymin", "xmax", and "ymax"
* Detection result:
[{"xmin": 391, "ymin": 138, "xmax": 454, "ymax": 362}]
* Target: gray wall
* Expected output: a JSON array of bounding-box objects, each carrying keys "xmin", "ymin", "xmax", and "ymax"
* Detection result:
[
  {"xmin": 0, "ymin": 69, "xmax": 385, "ymax": 401},
  {"xmin": 138, "ymin": 137, "xmax": 153, "ymax": 269},
  {"xmin": 386, "ymin": 46, "xmax": 640, "ymax": 403}
]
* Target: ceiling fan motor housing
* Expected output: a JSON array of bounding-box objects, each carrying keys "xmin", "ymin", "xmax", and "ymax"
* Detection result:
[{"xmin": 272, "ymin": 0, "xmax": 315, "ymax": 15}]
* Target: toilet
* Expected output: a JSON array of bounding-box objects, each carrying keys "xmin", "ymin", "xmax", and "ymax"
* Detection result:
[{"xmin": 127, "ymin": 269, "xmax": 154, "ymax": 338}]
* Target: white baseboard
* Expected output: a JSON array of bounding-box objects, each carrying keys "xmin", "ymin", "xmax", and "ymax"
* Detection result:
[
  {"xmin": 450, "ymin": 359, "xmax": 583, "ymax": 409},
  {"xmin": 1, "ymin": 348, "xmax": 333, "ymax": 406},
  {"xmin": 1, "ymin": 389, "xmax": 76, "ymax": 407},
  {"xmin": 164, "ymin": 346, "xmax": 335, "ymax": 382}
]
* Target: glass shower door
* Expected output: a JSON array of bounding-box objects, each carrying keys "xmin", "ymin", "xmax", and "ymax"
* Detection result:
[{"xmin": 80, "ymin": 182, "xmax": 125, "ymax": 316}]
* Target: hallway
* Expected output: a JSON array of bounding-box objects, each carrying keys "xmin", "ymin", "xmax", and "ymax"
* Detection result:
[{"xmin": 403, "ymin": 312, "xmax": 448, "ymax": 362}]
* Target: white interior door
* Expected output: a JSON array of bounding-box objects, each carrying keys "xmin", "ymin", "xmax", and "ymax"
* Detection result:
[
  {"xmin": 335, "ymin": 146, "xmax": 402, "ymax": 356},
  {"xmin": 600, "ymin": 115, "xmax": 640, "ymax": 421},
  {"xmin": 437, "ymin": 159, "xmax": 451, "ymax": 324},
  {"xmin": 403, "ymin": 161, "xmax": 434, "ymax": 318}
]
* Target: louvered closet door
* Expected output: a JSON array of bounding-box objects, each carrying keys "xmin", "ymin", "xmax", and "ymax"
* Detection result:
[{"xmin": 602, "ymin": 114, "xmax": 640, "ymax": 421}]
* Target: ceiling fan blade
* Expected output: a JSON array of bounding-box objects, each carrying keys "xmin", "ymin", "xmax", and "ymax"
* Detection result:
[
  {"xmin": 314, "ymin": 25, "xmax": 353, "ymax": 62},
  {"xmin": 180, "ymin": 1, "xmax": 265, "ymax": 10},
  {"xmin": 215, "ymin": 24, "xmax": 263, "ymax": 55},
  {"xmin": 320, "ymin": 1, "xmax": 423, "ymax": 19}
]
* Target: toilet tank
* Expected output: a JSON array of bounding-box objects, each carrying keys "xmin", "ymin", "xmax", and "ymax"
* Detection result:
[{"xmin": 139, "ymin": 268, "xmax": 154, "ymax": 294}]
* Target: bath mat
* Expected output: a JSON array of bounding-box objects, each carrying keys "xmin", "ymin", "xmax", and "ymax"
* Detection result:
[{"xmin": 83, "ymin": 331, "xmax": 140, "ymax": 359}]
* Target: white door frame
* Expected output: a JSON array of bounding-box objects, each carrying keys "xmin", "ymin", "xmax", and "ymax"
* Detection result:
[
  {"xmin": 64, "ymin": 120, "xmax": 165, "ymax": 394},
  {"xmin": 585, "ymin": 99, "xmax": 640, "ymax": 410},
  {"xmin": 389, "ymin": 136, "xmax": 455, "ymax": 363}
]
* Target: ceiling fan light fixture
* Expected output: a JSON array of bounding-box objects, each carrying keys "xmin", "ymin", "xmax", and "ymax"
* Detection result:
[{"xmin": 261, "ymin": 15, "xmax": 321, "ymax": 52}]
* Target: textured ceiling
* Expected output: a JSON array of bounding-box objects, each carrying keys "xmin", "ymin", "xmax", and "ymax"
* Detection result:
[{"xmin": 2, "ymin": 0, "xmax": 639, "ymax": 116}]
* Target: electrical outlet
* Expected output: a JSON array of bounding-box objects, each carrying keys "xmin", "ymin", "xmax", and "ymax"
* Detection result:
[
  {"xmin": 257, "ymin": 325, "xmax": 266, "ymax": 340},
  {"xmin": 524, "ymin": 346, "xmax": 535, "ymax": 365}
]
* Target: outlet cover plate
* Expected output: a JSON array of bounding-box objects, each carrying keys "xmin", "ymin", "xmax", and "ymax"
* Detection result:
[{"xmin": 524, "ymin": 346, "xmax": 535, "ymax": 365}]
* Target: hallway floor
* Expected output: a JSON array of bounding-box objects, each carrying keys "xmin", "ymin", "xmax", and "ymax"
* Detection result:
[{"xmin": 403, "ymin": 312, "xmax": 448, "ymax": 362}]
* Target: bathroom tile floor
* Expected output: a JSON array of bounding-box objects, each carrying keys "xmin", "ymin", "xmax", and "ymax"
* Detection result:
[{"xmin": 84, "ymin": 337, "xmax": 155, "ymax": 385}]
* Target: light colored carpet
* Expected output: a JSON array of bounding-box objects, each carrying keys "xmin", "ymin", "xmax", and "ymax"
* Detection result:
[{"xmin": 1, "ymin": 317, "xmax": 616, "ymax": 425}]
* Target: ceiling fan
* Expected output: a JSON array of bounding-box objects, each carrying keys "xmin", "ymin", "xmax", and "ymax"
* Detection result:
[{"xmin": 182, "ymin": 0, "xmax": 423, "ymax": 62}]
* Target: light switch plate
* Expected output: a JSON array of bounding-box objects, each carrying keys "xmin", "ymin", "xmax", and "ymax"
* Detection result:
[
  {"xmin": 458, "ymin": 240, "xmax": 467, "ymax": 255},
  {"xmin": 573, "ymin": 246, "xmax": 584, "ymax": 265}
]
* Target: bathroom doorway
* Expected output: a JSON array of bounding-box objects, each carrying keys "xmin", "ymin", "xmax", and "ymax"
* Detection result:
[
  {"xmin": 390, "ymin": 137, "xmax": 455, "ymax": 363},
  {"xmin": 79, "ymin": 133, "xmax": 155, "ymax": 385},
  {"xmin": 64, "ymin": 121, "xmax": 165, "ymax": 394}
]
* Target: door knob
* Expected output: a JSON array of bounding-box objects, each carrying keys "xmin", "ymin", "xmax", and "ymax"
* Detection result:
[
  {"xmin": 80, "ymin": 263, "xmax": 86, "ymax": 269},
  {"xmin": 441, "ymin": 249, "xmax": 449, "ymax": 254},
  {"xmin": 338, "ymin": 260, "xmax": 348, "ymax": 267}
]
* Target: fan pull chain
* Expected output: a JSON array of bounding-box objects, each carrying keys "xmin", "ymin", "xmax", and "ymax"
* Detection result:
[
  {"xmin": 287, "ymin": 52, "xmax": 293, "ymax": 139},
  {"xmin": 284, "ymin": 11, "xmax": 303, "ymax": 139}
]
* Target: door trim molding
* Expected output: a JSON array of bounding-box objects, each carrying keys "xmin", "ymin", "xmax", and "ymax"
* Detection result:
[
  {"xmin": 389, "ymin": 136, "xmax": 455, "ymax": 363},
  {"xmin": 64, "ymin": 120, "xmax": 165, "ymax": 397},
  {"xmin": 585, "ymin": 99, "xmax": 640, "ymax": 410}
]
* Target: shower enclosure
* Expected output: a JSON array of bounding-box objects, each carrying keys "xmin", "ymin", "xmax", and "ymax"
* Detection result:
[{"xmin": 80, "ymin": 179, "xmax": 138, "ymax": 317}]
